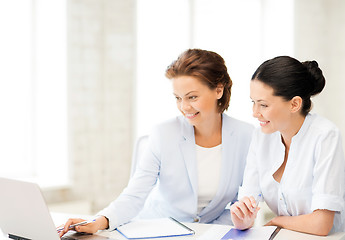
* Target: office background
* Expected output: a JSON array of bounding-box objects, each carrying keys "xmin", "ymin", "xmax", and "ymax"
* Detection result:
[{"xmin": 1, "ymin": 0, "xmax": 344, "ymax": 224}]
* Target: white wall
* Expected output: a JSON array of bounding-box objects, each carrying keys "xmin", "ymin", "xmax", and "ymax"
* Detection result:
[
  {"xmin": 45, "ymin": 0, "xmax": 136, "ymax": 214},
  {"xmin": 294, "ymin": 0, "xmax": 345, "ymax": 151}
]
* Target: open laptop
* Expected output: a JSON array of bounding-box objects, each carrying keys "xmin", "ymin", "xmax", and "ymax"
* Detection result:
[{"xmin": 0, "ymin": 177, "xmax": 115, "ymax": 240}]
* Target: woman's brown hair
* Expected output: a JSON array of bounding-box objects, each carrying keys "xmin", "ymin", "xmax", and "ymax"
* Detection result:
[{"xmin": 165, "ymin": 49, "xmax": 232, "ymax": 113}]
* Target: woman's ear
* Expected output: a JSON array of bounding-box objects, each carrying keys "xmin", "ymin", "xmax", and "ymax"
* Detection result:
[
  {"xmin": 290, "ymin": 96, "xmax": 303, "ymax": 113},
  {"xmin": 216, "ymin": 83, "xmax": 224, "ymax": 99}
]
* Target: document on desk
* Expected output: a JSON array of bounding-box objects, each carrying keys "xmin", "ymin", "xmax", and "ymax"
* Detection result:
[
  {"xmin": 116, "ymin": 217, "xmax": 195, "ymax": 239},
  {"xmin": 220, "ymin": 226, "xmax": 279, "ymax": 240},
  {"xmin": 196, "ymin": 225, "xmax": 230, "ymax": 240}
]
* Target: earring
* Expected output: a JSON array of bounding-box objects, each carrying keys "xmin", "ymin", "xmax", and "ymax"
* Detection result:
[{"xmin": 219, "ymin": 102, "xmax": 222, "ymax": 106}]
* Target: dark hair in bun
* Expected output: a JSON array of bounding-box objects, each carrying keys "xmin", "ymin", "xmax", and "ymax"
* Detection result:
[
  {"xmin": 251, "ymin": 56, "xmax": 326, "ymax": 116},
  {"xmin": 302, "ymin": 60, "xmax": 326, "ymax": 96}
]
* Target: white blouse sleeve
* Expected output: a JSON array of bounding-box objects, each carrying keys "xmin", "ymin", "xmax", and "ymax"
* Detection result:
[
  {"xmin": 311, "ymin": 128, "xmax": 345, "ymax": 212},
  {"xmin": 238, "ymin": 129, "xmax": 262, "ymax": 200}
]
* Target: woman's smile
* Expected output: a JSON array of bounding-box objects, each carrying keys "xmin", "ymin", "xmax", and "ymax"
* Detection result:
[{"xmin": 183, "ymin": 112, "xmax": 200, "ymax": 119}]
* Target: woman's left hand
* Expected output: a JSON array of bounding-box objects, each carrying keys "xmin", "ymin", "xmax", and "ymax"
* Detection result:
[{"xmin": 230, "ymin": 196, "xmax": 260, "ymax": 230}]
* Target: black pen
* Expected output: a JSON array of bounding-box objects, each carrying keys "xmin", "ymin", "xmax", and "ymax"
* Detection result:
[{"xmin": 169, "ymin": 217, "xmax": 195, "ymax": 235}]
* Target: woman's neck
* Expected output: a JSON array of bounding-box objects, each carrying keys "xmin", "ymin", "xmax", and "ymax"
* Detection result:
[
  {"xmin": 281, "ymin": 113, "xmax": 306, "ymax": 149},
  {"xmin": 194, "ymin": 114, "xmax": 222, "ymax": 148}
]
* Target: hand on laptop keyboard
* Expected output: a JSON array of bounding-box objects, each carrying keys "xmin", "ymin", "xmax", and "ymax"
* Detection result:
[{"xmin": 58, "ymin": 216, "xmax": 109, "ymax": 238}]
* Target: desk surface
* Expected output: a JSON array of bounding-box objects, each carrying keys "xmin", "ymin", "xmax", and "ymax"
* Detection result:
[
  {"xmin": 1, "ymin": 213, "xmax": 344, "ymax": 239},
  {"xmin": 52, "ymin": 213, "xmax": 345, "ymax": 240}
]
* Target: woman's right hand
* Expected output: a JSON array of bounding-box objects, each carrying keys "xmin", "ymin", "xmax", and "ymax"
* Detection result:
[
  {"xmin": 230, "ymin": 196, "xmax": 260, "ymax": 230},
  {"xmin": 58, "ymin": 216, "xmax": 109, "ymax": 237}
]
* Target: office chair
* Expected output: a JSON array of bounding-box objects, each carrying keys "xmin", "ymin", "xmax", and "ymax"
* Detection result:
[{"xmin": 130, "ymin": 135, "xmax": 149, "ymax": 178}]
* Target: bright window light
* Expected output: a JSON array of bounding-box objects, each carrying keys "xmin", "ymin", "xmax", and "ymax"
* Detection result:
[
  {"xmin": 136, "ymin": 0, "xmax": 294, "ymax": 138},
  {"xmin": 0, "ymin": 0, "xmax": 67, "ymax": 188}
]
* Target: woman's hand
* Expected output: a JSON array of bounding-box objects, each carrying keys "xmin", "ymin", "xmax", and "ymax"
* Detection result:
[
  {"xmin": 58, "ymin": 216, "xmax": 109, "ymax": 237},
  {"xmin": 230, "ymin": 196, "xmax": 260, "ymax": 230}
]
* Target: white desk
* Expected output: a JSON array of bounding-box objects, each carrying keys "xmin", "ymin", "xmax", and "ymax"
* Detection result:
[
  {"xmin": 2, "ymin": 213, "xmax": 343, "ymax": 240},
  {"xmin": 51, "ymin": 213, "xmax": 345, "ymax": 240}
]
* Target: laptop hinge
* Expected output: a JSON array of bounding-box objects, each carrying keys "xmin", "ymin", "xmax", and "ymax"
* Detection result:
[{"xmin": 8, "ymin": 234, "xmax": 31, "ymax": 240}]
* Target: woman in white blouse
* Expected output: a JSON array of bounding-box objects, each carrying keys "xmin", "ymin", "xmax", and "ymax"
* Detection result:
[{"xmin": 230, "ymin": 56, "xmax": 345, "ymax": 236}]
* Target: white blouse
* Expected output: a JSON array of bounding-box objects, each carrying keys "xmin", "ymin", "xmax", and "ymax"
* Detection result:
[
  {"xmin": 196, "ymin": 144, "xmax": 222, "ymax": 214},
  {"xmin": 239, "ymin": 114, "xmax": 345, "ymax": 233}
]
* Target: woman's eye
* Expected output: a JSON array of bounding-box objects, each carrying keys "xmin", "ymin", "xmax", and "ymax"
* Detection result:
[
  {"xmin": 175, "ymin": 96, "xmax": 181, "ymax": 101},
  {"xmin": 261, "ymin": 104, "xmax": 268, "ymax": 108},
  {"xmin": 189, "ymin": 96, "xmax": 197, "ymax": 100}
]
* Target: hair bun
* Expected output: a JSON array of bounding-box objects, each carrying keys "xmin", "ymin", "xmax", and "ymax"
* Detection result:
[{"xmin": 302, "ymin": 60, "xmax": 325, "ymax": 96}]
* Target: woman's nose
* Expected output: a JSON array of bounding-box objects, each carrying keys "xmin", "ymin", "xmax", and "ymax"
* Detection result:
[
  {"xmin": 180, "ymin": 100, "xmax": 191, "ymax": 111},
  {"xmin": 252, "ymin": 105, "xmax": 261, "ymax": 118}
]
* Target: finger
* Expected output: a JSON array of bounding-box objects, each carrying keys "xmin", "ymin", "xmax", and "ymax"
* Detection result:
[
  {"xmin": 234, "ymin": 200, "xmax": 253, "ymax": 219},
  {"xmin": 251, "ymin": 206, "xmax": 260, "ymax": 219},
  {"xmin": 240, "ymin": 196, "xmax": 254, "ymax": 209},
  {"xmin": 237, "ymin": 203, "xmax": 251, "ymax": 217},
  {"xmin": 61, "ymin": 218, "xmax": 86, "ymax": 235},
  {"xmin": 238, "ymin": 198, "xmax": 253, "ymax": 215},
  {"xmin": 56, "ymin": 224, "xmax": 64, "ymax": 233},
  {"xmin": 230, "ymin": 204, "xmax": 245, "ymax": 220},
  {"xmin": 75, "ymin": 222, "xmax": 98, "ymax": 234},
  {"xmin": 243, "ymin": 197, "xmax": 254, "ymax": 208},
  {"xmin": 249, "ymin": 196, "xmax": 257, "ymax": 211}
]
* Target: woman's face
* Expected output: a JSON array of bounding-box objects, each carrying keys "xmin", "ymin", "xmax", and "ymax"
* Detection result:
[
  {"xmin": 250, "ymin": 79, "xmax": 293, "ymax": 134},
  {"xmin": 172, "ymin": 75, "xmax": 223, "ymax": 127}
]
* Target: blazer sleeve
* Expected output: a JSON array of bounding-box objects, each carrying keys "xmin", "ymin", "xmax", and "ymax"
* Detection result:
[{"xmin": 97, "ymin": 127, "xmax": 162, "ymax": 230}]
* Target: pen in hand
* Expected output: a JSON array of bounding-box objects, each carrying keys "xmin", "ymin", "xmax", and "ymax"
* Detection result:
[
  {"xmin": 56, "ymin": 219, "xmax": 96, "ymax": 232},
  {"xmin": 253, "ymin": 194, "xmax": 262, "ymax": 211}
]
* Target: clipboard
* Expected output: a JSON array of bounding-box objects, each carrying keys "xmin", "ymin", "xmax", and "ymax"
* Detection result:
[{"xmin": 116, "ymin": 217, "xmax": 195, "ymax": 239}]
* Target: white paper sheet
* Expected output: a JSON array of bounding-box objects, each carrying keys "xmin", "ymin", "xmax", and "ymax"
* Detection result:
[{"xmin": 116, "ymin": 218, "xmax": 194, "ymax": 239}]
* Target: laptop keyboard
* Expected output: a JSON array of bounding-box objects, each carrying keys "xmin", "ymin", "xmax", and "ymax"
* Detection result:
[{"xmin": 61, "ymin": 236, "xmax": 79, "ymax": 240}]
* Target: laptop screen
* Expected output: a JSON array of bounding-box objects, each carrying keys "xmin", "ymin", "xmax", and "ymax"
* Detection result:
[{"xmin": 0, "ymin": 177, "xmax": 61, "ymax": 240}]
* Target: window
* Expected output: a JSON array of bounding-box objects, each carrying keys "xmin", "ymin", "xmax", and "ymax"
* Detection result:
[
  {"xmin": 136, "ymin": 0, "xmax": 294, "ymax": 138},
  {"xmin": 0, "ymin": 0, "xmax": 67, "ymax": 187}
]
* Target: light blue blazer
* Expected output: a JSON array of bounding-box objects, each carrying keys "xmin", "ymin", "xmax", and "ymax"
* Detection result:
[{"xmin": 98, "ymin": 114, "xmax": 253, "ymax": 230}]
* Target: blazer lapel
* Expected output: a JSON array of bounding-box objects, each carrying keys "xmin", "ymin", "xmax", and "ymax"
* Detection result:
[
  {"xmin": 218, "ymin": 114, "xmax": 236, "ymax": 199},
  {"xmin": 200, "ymin": 114, "xmax": 237, "ymax": 215},
  {"xmin": 179, "ymin": 118, "xmax": 198, "ymax": 198}
]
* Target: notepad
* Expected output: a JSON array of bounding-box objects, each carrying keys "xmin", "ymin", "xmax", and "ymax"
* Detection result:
[
  {"xmin": 116, "ymin": 217, "xmax": 195, "ymax": 239},
  {"xmin": 221, "ymin": 226, "xmax": 278, "ymax": 240}
]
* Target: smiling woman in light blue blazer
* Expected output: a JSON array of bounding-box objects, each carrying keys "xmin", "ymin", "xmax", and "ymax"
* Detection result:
[{"xmin": 59, "ymin": 49, "xmax": 254, "ymax": 236}]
